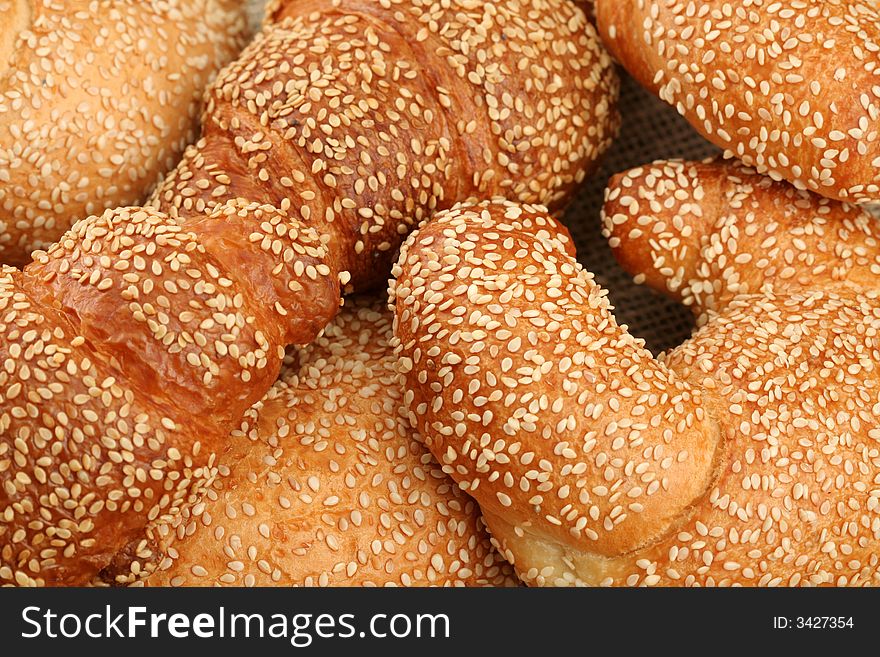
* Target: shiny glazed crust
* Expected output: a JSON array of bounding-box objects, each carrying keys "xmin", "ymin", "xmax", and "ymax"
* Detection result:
[{"xmin": 134, "ymin": 300, "xmax": 518, "ymax": 587}]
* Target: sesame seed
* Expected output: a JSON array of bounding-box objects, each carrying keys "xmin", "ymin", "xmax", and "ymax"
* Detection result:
[
  {"xmin": 138, "ymin": 300, "xmax": 517, "ymax": 587},
  {"xmin": 0, "ymin": 0, "xmax": 248, "ymax": 265},
  {"xmin": 597, "ymin": 0, "xmax": 880, "ymax": 203},
  {"xmin": 391, "ymin": 181, "xmax": 880, "ymax": 587}
]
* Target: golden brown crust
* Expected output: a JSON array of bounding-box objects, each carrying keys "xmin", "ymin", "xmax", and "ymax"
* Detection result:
[
  {"xmin": 2, "ymin": 0, "xmax": 617, "ymax": 586},
  {"xmin": 392, "ymin": 185, "xmax": 880, "ymax": 586},
  {"xmin": 0, "ymin": 0, "xmax": 249, "ymax": 266},
  {"xmin": 151, "ymin": 0, "xmax": 619, "ymax": 290},
  {"xmin": 595, "ymin": 0, "xmax": 880, "ymax": 204},
  {"xmin": 1, "ymin": 201, "xmax": 341, "ymax": 586},
  {"xmin": 132, "ymin": 299, "xmax": 517, "ymax": 587},
  {"xmin": 390, "ymin": 201, "xmax": 720, "ymax": 580},
  {"xmin": 602, "ymin": 160, "xmax": 880, "ymax": 318},
  {"xmin": 0, "ymin": 1, "xmax": 30, "ymax": 80}
]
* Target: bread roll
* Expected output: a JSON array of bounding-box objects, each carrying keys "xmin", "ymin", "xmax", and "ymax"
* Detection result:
[
  {"xmin": 595, "ymin": 0, "xmax": 880, "ymax": 204},
  {"xmin": 124, "ymin": 299, "xmax": 516, "ymax": 587},
  {"xmin": 157, "ymin": 0, "xmax": 620, "ymax": 290},
  {"xmin": 602, "ymin": 158, "xmax": 880, "ymax": 319},
  {"xmin": 391, "ymin": 195, "xmax": 880, "ymax": 586},
  {"xmin": 0, "ymin": 0, "xmax": 248, "ymax": 265}
]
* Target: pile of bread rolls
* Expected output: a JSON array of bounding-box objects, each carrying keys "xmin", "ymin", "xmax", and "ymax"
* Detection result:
[{"xmin": 2, "ymin": 0, "xmax": 879, "ymax": 588}]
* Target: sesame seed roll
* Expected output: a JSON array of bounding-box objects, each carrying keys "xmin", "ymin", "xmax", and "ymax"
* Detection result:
[
  {"xmin": 603, "ymin": 159, "xmax": 880, "ymax": 322},
  {"xmin": 0, "ymin": 0, "xmax": 249, "ymax": 266},
  {"xmin": 1, "ymin": 0, "xmax": 617, "ymax": 586},
  {"xmin": 124, "ymin": 299, "xmax": 516, "ymax": 587},
  {"xmin": 150, "ymin": 0, "xmax": 619, "ymax": 290},
  {"xmin": 595, "ymin": 0, "xmax": 880, "ymax": 204},
  {"xmin": 391, "ymin": 188, "xmax": 880, "ymax": 586},
  {"xmin": 1, "ymin": 200, "xmax": 341, "ymax": 588}
]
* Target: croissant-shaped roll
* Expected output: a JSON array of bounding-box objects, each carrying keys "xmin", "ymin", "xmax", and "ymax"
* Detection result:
[
  {"xmin": 391, "ymin": 193, "xmax": 880, "ymax": 586},
  {"xmin": 1, "ymin": 200, "xmax": 340, "ymax": 587},
  {"xmin": 2, "ymin": 0, "xmax": 617, "ymax": 586},
  {"xmin": 112, "ymin": 299, "xmax": 516, "ymax": 587},
  {"xmin": 151, "ymin": 0, "xmax": 619, "ymax": 290},
  {"xmin": 595, "ymin": 0, "xmax": 880, "ymax": 204}
]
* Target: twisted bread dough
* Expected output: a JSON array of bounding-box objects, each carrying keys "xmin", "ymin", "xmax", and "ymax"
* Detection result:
[
  {"xmin": 153, "ymin": 0, "xmax": 619, "ymax": 290},
  {"xmin": 2, "ymin": 201, "xmax": 339, "ymax": 587}
]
